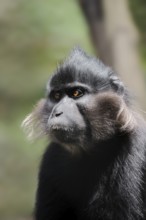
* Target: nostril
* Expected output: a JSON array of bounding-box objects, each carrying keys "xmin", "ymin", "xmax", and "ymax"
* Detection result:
[{"xmin": 55, "ymin": 112, "xmax": 63, "ymax": 117}]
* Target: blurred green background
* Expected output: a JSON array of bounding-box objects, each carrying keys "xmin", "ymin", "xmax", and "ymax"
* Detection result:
[{"xmin": 0, "ymin": 0, "xmax": 146, "ymax": 219}]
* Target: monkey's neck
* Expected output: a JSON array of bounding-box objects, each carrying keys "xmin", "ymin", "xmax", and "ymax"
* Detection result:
[{"xmin": 80, "ymin": 133, "xmax": 131, "ymax": 170}]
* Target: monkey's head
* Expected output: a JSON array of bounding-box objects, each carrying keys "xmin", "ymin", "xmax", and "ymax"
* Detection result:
[{"xmin": 22, "ymin": 48, "xmax": 136, "ymax": 152}]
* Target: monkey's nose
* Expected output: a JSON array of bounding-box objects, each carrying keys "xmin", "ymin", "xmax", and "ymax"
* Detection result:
[{"xmin": 55, "ymin": 112, "xmax": 63, "ymax": 117}]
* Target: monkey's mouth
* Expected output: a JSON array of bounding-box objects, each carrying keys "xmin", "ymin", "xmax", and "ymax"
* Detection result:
[{"xmin": 48, "ymin": 124, "xmax": 83, "ymax": 143}]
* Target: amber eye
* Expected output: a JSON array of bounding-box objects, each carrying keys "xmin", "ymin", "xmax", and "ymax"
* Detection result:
[{"xmin": 71, "ymin": 88, "xmax": 84, "ymax": 98}]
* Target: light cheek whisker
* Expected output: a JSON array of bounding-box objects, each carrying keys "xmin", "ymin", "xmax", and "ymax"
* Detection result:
[{"xmin": 21, "ymin": 99, "xmax": 47, "ymax": 140}]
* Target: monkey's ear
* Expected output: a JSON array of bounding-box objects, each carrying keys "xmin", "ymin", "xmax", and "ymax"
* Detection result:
[{"xmin": 110, "ymin": 75, "xmax": 124, "ymax": 94}]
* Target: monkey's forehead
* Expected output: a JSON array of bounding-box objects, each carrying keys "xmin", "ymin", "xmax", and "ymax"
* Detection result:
[
  {"xmin": 48, "ymin": 48, "xmax": 112, "ymax": 89},
  {"xmin": 49, "ymin": 66, "xmax": 108, "ymax": 89}
]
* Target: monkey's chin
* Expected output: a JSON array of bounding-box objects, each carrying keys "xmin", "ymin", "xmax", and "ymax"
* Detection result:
[{"xmin": 49, "ymin": 125, "xmax": 82, "ymax": 144}]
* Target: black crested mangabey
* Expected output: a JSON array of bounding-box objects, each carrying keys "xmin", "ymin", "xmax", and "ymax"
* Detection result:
[{"xmin": 22, "ymin": 48, "xmax": 146, "ymax": 220}]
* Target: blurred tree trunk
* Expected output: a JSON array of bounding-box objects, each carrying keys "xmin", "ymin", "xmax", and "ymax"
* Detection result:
[
  {"xmin": 79, "ymin": 0, "xmax": 146, "ymax": 111},
  {"xmin": 79, "ymin": 0, "xmax": 112, "ymax": 65}
]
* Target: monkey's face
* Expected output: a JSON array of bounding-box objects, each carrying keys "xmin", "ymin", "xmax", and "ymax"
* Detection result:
[
  {"xmin": 45, "ymin": 84, "xmax": 88, "ymax": 144},
  {"xmin": 44, "ymin": 85, "xmax": 126, "ymax": 146},
  {"xmin": 22, "ymin": 48, "xmax": 135, "ymax": 151}
]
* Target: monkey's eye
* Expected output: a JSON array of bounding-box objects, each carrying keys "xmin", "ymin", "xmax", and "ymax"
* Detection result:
[
  {"xmin": 68, "ymin": 88, "xmax": 84, "ymax": 99},
  {"xmin": 50, "ymin": 91, "xmax": 62, "ymax": 102}
]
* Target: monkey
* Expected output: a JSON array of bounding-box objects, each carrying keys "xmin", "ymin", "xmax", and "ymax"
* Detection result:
[{"xmin": 22, "ymin": 48, "xmax": 146, "ymax": 220}]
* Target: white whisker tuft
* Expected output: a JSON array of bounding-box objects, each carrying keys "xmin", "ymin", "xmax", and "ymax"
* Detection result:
[{"xmin": 21, "ymin": 99, "xmax": 47, "ymax": 140}]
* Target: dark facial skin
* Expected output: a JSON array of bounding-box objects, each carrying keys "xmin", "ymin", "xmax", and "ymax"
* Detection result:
[{"xmin": 46, "ymin": 83, "xmax": 88, "ymax": 144}]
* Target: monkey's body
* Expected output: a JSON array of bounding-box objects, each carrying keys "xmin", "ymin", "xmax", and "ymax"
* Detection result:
[
  {"xmin": 36, "ymin": 133, "xmax": 146, "ymax": 220},
  {"xmin": 22, "ymin": 48, "xmax": 146, "ymax": 220}
]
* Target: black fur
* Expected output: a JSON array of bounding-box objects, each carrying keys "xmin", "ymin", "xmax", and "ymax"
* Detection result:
[{"xmin": 24, "ymin": 48, "xmax": 146, "ymax": 220}]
